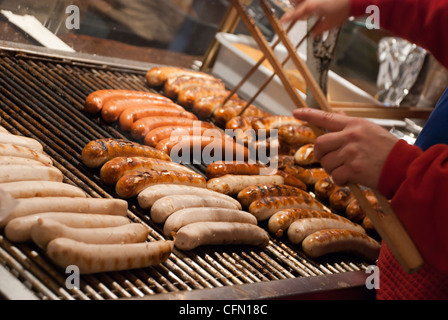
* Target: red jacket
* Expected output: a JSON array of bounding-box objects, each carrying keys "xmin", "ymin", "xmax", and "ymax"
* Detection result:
[{"xmin": 351, "ymin": 0, "xmax": 448, "ymax": 299}]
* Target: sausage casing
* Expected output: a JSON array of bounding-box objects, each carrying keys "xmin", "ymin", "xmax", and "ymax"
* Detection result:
[
  {"xmin": 131, "ymin": 117, "xmax": 214, "ymax": 139},
  {"xmin": 137, "ymin": 184, "xmax": 241, "ymax": 210},
  {"xmin": 99, "ymin": 156, "xmax": 198, "ymax": 185},
  {"xmin": 287, "ymin": 217, "xmax": 366, "ymax": 244},
  {"xmin": 0, "ymin": 181, "xmax": 87, "ymax": 199},
  {"xmin": 248, "ymin": 195, "xmax": 326, "ymax": 221},
  {"xmin": 0, "ymin": 165, "xmax": 63, "ymax": 183},
  {"xmin": 146, "ymin": 67, "xmax": 215, "ymax": 87},
  {"xmin": 278, "ymin": 125, "xmax": 316, "ymax": 146},
  {"xmin": 163, "ymin": 207, "xmax": 257, "ymax": 237},
  {"xmin": 115, "ymin": 169, "xmax": 207, "ymax": 199},
  {"xmin": 150, "ymin": 194, "xmax": 241, "ymax": 224},
  {"xmin": 81, "ymin": 138, "xmax": 171, "ymax": 168},
  {"xmin": 0, "ymin": 143, "xmax": 52, "ymax": 165},
  {"xmin": 237, "ymin": 183, "xmax": 312, "ymax": 208},
  {"xmin": 301, "ymin": 229, "xmax": 381, "ymax": 261},
  {"xmin": 205, "ymin": 161, "xmax": 269, "ymax": 179},
  {"xmin": 174, "ymin": 222, "xmax": 269, "ymax": 251},
  {"xmin": 47, "ymin": 238, "xmax": 174, "ymax": 274},
  {"xmin": 206, "ymin": 174, "xmax": 285, "ymax": 195}
]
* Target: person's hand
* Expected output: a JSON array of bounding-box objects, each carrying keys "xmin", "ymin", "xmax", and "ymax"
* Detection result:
[
  {"xmin": 281, "ymin": 0, "xmax": 351, "ymax": 35},
  {"xmin": 293, "ymin": 108, "xmax": 399, "ymax": 189}
]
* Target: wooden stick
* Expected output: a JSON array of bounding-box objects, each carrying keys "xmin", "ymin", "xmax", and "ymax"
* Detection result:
[
  {"xmin": 230, "ymin": 0, "xmax": 308, "ymax": 111},
  {"xmin": 258, "ymin": 0, "xmax": 424, "ymax": 274}
]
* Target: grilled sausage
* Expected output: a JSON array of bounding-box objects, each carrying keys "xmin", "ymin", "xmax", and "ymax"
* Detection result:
[
  {"xmin": 278, "ymin": 125, "xmax": 316, "ymax": 146},
  {"xmin": 346, "ymin": 194, "xmax": 379, "ymax": 223},
  {"xmin": 0, "ymin": 143, "xmax": 53, "ymax": 165},
  {"xmin": 274, "ymin": 170, "xmax": 307, "ymax": 190},
  {"xmin": 0, "ymin": 132, "xmax": 43, "ymax": 153},
  {"xmin": 177, "ymin": 87, "xmax": 235, "ymax": 110},
  {"xmin": 81, "ymin": 138, "xmax": 171, "ymax": 168},
  {"xmin": 205, "ymin": 161, "xmax": 269, "ymax": 179},
  {"xmin": 115, "ymin": 169, "xmax": 207, "ymax": 199},
  {"xmin": 0, "ymin": 181, "xmax": 87, "ymax": 199},
  {"xmin": 225, "ymin": 116, "xmax": 258, "ymax": 132},
  {"xmin": 0, "ymin": 165, "xmax": 63, "ymax": 183},
  {"xmin": 252, "ymin": 116, "xmax": 305, "ymax": 133},
  {"xmin": 146, "ymin": 66, "xmax": 215, "ymax": 87},
  {"xmin": 329, "ymin": 186, "xmax": 354, "ymax": 212},
  {"xmin": 31, "ymin": 219, "xmax": 149, "ymax": 249},
  {"xmin": 144, "ymin": 125, "xmax": 223, "ymax": 147},
  {"xmin": 47, "ymin": 238, "xmax": 174, "ymax": 274},
  {"xmin": 131, "ymin": 117, "xmax": 214, "ymax": 139},
  {"xmin": 248, "ymin": 195, "xmax": 326, "ymax": 221},
  {"xmin": 150, "ymin": 194, "xmax": 241, "ymax": 224},
  {"xmin": 212, "ymin": 100, "xmax": 264, "ymax": 127},
  {"xmin": 269, "ymin": 155, "xmax": 295, "ymax": 170},
  {"xmin": 174, "ymin": 221, "xmax": 269, "ymax": 251},
  {"xmin": 287, "ymin": 217, "xmax": 366, "ymax": 244},
  {"xmin": 163, "ymin": 207, "xmax": 257, "ymax": 237},
  {"xmin": 164, "ymin": 75, "xmax": 225, "ymax": 99},
  {"xmin": 294, "ymin": 144, "xmax": 318, "ymax": 166},
  {"xmin": 155, "ymin": 136, "xmax": 249, "ymax": 162},
  {"xmin": 137, "ymin": 184, "xmax": 241, "ymax": 210},
  {"xmin": 283, "ymin": 165, "xmax": 329, "ymax": 186},
  {"xmin": 85, "ymin": 89, "xmax": 171, "ymax": 114},
  {"xmin": 0, "ymin": 156, "xmax": 49, "ymax": 167},
  {"xmin": 206, "ymin": 174, "xmax": 285, "ymax": 195},
  {"xmin": 102, "ymin": 99, "xmax": 183, "ymax": 123},
  {"xmin": 301, "ymin": 229, "xmax": 381, "ymax": 261},
  {"xmin": 0, "ymin": 197, "xmax": 128, "ymax": 227},
  {"xmin": 118, "ymin": 106, "xmax": 197, "ymax": 131},
  {"xmin": 314, "ymin": 177, "xmax": 337, "ymax": 200},
  {"xmin": 237, "ymin": 183, "xmax": 312, "ymax": 208},
  {"xmin": 99, "ymin": 156, "xmax": 198, "ymax": 185},
  {"xmin": 268, "ymin": 208, "xmax": 337, "ymax": 237},
  {"xmin": 4, "ymin": 212, "xmax": 130, "ymax": 242}
]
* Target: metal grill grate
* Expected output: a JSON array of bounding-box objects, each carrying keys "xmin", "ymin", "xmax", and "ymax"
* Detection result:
[{"xmin": 0, "ymin": 46, "xmax": 372, "ymax": 300}]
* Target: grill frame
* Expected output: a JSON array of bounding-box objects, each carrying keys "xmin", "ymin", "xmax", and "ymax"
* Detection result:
[{"xmin": 0, "ymin": 41, "xmax": 376, "ymax": 300}]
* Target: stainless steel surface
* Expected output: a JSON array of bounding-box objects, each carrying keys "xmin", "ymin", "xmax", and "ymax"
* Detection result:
[{"xmin": 0, "ymin": 42, "xmax": 373, "ymax": 300}]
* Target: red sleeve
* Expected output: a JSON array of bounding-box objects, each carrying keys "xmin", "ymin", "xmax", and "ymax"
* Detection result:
[
  {"xmin": 378, "ymin": 140, "xmax": 448, "ymax": 274},
  {"xmin": 350, "ymin": 0, "xmax": 448, "ymax": 69}
]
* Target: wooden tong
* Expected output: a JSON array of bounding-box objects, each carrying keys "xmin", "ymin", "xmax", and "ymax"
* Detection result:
[{"xmin": 230, "ymin": 0, "xmax": 424, "ymax": 274}]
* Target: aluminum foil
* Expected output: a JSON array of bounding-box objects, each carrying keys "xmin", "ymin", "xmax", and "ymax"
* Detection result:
[{"xmin": 377, "ymin": 37, "xmax": 427, "ymax": 106}]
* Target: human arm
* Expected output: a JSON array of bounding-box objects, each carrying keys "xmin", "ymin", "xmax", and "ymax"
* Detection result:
[
  {"xmin": 282, "ymin": 0, "xmax": 448, "ymax": 69},
  {"xmin": 293, "ymin": 108, "xmax": 448, "ymax": 274}
]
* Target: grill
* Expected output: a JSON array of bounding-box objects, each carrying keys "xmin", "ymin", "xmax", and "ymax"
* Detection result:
[{"xmin": 0, "ymin": 42, "xmax": 375, "ymax": 300}]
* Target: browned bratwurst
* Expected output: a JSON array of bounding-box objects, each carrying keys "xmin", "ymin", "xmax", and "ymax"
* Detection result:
[{"xmin": 81, "ymin": 138, "xmax": 171, "ymax": 168}]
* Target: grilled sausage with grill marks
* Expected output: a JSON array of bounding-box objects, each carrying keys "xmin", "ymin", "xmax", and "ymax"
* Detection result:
[
  {"xmin": 5, "ymin": 212, "xmax": 131, "ymax": 242},
  {"xmin": 146, "ymin": 66, "xmax": 215, "ymax": 87},
  {"xmin": 0, "ymin": 143, "xmax": 52, "ymax": 165},
  {"xmin": 174, "ymin": 221, "xmax": 269, "ymax": 251},
  {"xmin": 115, "ymin": 169, "xmax": 207, "ymax": 199},
  {"xmin": 268, "ymin": 208, "xmax": 337, "ymax": 238},
  {"xmin": 0, "ymin": 165, "xmax": 63, "ymax": 183},
  {"xmin": 0, "ymin": 197, "xmax": 128, "ymax": 227},
  {"xmin": 205, "ymin": 161, "xmax": 270, "ymax": 179},
  {"xmin": 0, "ymin": 181, "xmax": 87, "ymax": 199},
  {"xmin": 131, "ymin": 117, "xmax": 215, "ymax": 139},
  {"xmin": 47, "ymin": 237, "xmax": 174, "ymax": 274},
  {"xmin": 237, "ymin": 183, "xmax": 311, "ymax": 208},
  {"xmin": 150, "ymin": 194, "xmax": 242, "ymax": 224},
  {"xmin": 155, "ymin": 136, "xmax": 249, "ymax": 162},
  {"xmin": 31, "ymin": 219, "xmax": 149, "ymax": 249},
  {"xmin": 248, "ymin": 195, "xmax": 326, "ymax": 221},
  {"xmin": 81, "ymin": 138, "xmax": 171, "ymax": 168},
  {"xmin": 278, "ymin": 125, "xmax": 316, "ymax": 146},
  {"xmin": 301, "ymin": 229, "xmax": 381, "ymax": 261},
  {"xmin": 100, "ymin": 156, "xmax": 198, "ymax": 185},
  {"xmin": 85, "ymin": 89, "xmax": 171, "ymax": 114},
  {"xmin": 207, "ymin": 174, "xmax": 285, "ymax": 195},
  {"xmin": 294, "ymin": 144, "xmax": 318, "ymax": 166},
  {"xmin": 163, "ymin": 207, "xmax": 257, "ymax": 237},
  {"xmin": 0, "ymin": 132, "xmax": 43, "ymax": 153},
  {"xmin": 164, "ymin": 75, "xmax": 225, "ymax": 99},
  {"xmin": 137, "ymin": 184, "xmax": 241, "ymax": 210},
  {"xmin": 119, "ymin": 106, "xmax": 197, "ymax": 131},
  {"xmin": 287, "ymin": 217, "xmax": 366, "ymax": 244},
  {"xmin": 144, "ymin": 125, "xmax": 222, "ymax": 147},
  {"xmin": 101, "ymin": 98, "xmax": 181, "ymax": 123}
]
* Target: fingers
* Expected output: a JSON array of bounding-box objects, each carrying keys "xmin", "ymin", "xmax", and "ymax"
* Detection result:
[
  {"xmin": 293, "ymin": 108, "xmax": 349, "ymax": 132},
  {"xmin": 281, "ymin": 0, "xmax": 318, "ymax": 23}
]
